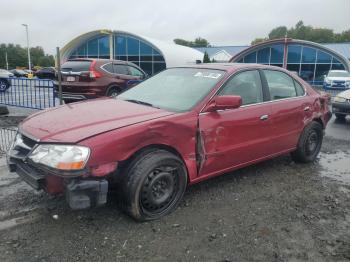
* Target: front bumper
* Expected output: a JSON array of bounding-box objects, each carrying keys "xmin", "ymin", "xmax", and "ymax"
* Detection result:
[
  {"xmin": 332, "ymin": 102, "xmax": 350, "ymax": 115},
  {"xmin": 8, "ymin": 159, "xmax": 109, "ymax": 209},
  {"xmin": 7, "ymin": 132, "xmax": 109, "ymax": 209}
]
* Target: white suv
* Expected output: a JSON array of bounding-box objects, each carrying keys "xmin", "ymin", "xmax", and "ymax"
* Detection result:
[{"xmin": 324, "ymin": 70, "xmax": 350, "ymax": 89}]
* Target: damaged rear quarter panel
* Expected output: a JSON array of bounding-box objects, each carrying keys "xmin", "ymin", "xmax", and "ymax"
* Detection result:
[{"xmin": 79, "ymin": 112, "xmax": 199, "ymax": 182}]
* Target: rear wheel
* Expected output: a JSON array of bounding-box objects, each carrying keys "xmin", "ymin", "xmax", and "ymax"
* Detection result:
[
  {"xmin": 120, "ymin": 149, "xmax": 187, "ymax": 221},
  {"xmin": 335, "ymin": 113, "xmax": 346, "ymax": 121},
  {"xmin": 107, "ymin": 87, "xmax": 120, "ymax": 97},
  {"xmin": 291, "ymin": 121, "xmax": 323, "ymax": 163},
  {"xmin": 0, "ymin": 79, "xmax": 9, "ymax": 92}
]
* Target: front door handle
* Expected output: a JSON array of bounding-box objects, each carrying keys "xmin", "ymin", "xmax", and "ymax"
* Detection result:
[
  {"xmin": 304, "ymin": 106, "xmax": 310, "ymax": 111},
  {"xmin": 260, "ymin": 114, "xmax": 269, "ymax": 121}
]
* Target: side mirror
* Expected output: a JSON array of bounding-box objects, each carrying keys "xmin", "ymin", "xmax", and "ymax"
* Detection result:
[{"xmin": 205, "ymin": 95, "xmax": 242, "ymax": 112}]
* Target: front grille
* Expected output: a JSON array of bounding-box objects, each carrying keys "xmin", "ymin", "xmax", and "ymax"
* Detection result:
[{"xmin": 8, "ymin": 133, "xmax": 37, "ymax": 160}]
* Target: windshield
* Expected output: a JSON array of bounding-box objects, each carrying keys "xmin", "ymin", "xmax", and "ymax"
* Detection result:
[
  {"xmin": 328, "ymin": 71, "xmax": 350, "ymax": 78},
  {"xmin": 118, "ymin": 68, "xmax": 225, "ymax": 112}
]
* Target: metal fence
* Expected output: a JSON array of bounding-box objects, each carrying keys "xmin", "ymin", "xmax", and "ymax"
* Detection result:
[
  {"xmin": 0, "ymin": 78, "xmax": 56, "ymax": 109},
  {"xmin": 0, "ymin": 127, "xmax": 17, "ymax": 153}
]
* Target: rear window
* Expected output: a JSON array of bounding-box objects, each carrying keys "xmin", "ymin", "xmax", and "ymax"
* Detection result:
[{"xmin": 61, "ymin": 61, "xmax": 92, "ymax": 72}]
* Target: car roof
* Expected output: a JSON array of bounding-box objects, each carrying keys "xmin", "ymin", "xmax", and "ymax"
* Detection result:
[
  {"xmin": 68, "ymin": 58, "xmax": 130, "ymax": 64},
  {"xmin": 172, "ymin": 63, "xmax": 289, "ymax": 73}
]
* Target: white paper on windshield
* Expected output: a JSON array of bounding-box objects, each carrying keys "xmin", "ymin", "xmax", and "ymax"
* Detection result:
[{"xmin": 194, "ymin": 72, "xmax": 222, "ymax": 79}]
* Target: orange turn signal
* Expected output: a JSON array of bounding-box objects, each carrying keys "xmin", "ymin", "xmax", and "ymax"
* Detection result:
[{"xmin": 56, "ymin": 161, "xmax": 85, "ymax": 170}]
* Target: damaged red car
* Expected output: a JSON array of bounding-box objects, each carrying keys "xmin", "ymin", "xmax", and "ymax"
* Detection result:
[{"xmin": 8, "ymin": 64, "xmax": 332, "ymax": 221}]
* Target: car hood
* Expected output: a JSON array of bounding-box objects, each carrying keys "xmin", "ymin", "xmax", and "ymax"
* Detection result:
[
  {"xmin": 20, "ymin": 98, "xmax": 175, "ymax": 143},
  {"xmin": 326, "ymin": 77, "xmax": 350, "ymax": 81},
  {"xmin": 338, "ymin": 89, "xmax": 350, "ymax": 99}
]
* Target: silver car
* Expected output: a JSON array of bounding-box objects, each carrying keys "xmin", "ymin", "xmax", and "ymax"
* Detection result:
[{"xmin": 333, "ymin": 89, "xmax": 350, "ymax": 120}]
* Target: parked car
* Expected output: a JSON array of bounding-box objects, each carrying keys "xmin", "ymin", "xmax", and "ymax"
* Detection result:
[
  {"xmin": 323, "ymin": 70, "xmax": 350, "ymax": 89},
  {"xmin": 58, "ymin": 59, "xmax": 147, "ymax": 103},
  {"xmin": 332, "ymin": 89, "xmax": 350, "ymax": 120},
  {"xmin": 8, "ymin": 64, "xmax": 332, "ymax": 221},
  {"xmin": 0, "ymin": 69, "xmax": 13, "ymax": 91},
  {"xmin": 35, "ymin": 67, "xmax": 57, "ymax": 80},
  {"xmin": 10, "ymin": 69, "xmax": 28, "ymax": 78}
]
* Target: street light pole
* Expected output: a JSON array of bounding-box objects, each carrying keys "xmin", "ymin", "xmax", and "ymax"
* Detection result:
[
  {"xmin": 22, "ymin": 24, "xmax": 31, "ymax": 71},
  {"xmin": 5, "ymin": 52, "xmax": 8, "ymax": 70}
]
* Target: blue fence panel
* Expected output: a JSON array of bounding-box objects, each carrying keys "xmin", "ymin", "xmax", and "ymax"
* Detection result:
[{"xmin": 0, "ymin": 78, "xmax": 56, "ymax": 109}]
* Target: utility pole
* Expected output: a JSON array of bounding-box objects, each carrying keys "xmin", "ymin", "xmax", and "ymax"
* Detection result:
[
  {"xmin": 5, "ymin": 52, "xmax": 8, "ymax": 70},
  {"xmin": 22, "ymin": 24, "xmax": 31, "ymax": 71}
]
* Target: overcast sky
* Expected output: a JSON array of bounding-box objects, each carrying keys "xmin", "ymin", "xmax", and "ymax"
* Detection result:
[{"xmin": 1, "ymin": 0, "xmax": 349, "ymax": 54}]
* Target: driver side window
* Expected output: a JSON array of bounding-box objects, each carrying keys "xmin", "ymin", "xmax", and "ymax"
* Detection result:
[{"xmin": 219, "ymin": 70, "xmax": 263, "ymax": 105}]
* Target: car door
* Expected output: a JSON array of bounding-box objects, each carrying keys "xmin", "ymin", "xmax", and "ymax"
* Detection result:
[
  {"xmin": 198, "ymin": 69, "xmax": 274, "ymax": 176},
  {"xmin": 263, "ymin": 69, "xmax": 311, "ymax": 153}
]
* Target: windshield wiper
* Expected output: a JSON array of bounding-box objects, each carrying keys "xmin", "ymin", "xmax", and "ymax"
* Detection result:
[{"xmin": 124, "ymin": 99, "xmax": 160, "ymax": 109}]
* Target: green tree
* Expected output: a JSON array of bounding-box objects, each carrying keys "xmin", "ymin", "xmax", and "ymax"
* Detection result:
[
  {"xmin": 268, "ymin": 26, "xmax": 288, "ymax": 39},
  {"xmin": 251, "ymin": 21, "xmax": 350, "ymax": 44},
  {"xmin": 251, "ymin": 37, "xmax": 268, "ymax": 45},
  {"xmin": 0, "ymin": 43, "xmax": 53, "ymax": 69},
  {"xmin": 203, "ymin": 51, "xmax": 211, "ymax": 63},
  {"xmin": 174, "ymin": 37, "xmax": 210, "ymax": 47}
]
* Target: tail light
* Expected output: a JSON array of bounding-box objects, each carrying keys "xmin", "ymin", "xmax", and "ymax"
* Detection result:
[{"xmin": 89, "ymin": 60, "xmax": 102, "ymax": 79}]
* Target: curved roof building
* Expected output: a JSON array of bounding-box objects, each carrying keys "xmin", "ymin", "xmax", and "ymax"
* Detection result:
[
  {"xmin": 60, "ymin": 29, "xmax": 203, "ymax": 75},
  {"xmin": 229, "ymin": 38, "xmax": 350, "ymax": 85}
]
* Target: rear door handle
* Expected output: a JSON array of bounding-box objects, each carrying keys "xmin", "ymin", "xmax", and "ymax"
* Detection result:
[
  {"xmin": 260, "ymin": 114, "xmax": 269, "ymax": 121},
  {"xmin": 304, "ymin": 106, "xmax": 310, "ymax": 111}
]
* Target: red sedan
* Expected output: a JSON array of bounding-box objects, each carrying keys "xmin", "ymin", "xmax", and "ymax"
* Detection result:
[{"xmin": 8, "ymin": 64, "xmax": 332, "ymax": 221}]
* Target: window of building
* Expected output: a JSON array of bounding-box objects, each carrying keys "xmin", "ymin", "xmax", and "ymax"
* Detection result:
[
  {"xmin": 317, "ymin": 51, "xmax": 332, "ymax": 63},
  {"xmin": 302, "ymin": 47, "xmax": 316, "ymax": 63},
  {"xmin": 244, "ymin": 52, "xmax": 257, "ymax": 63},
  {"xmin": 257, "ymin": 48, "xmax": 270, "ymax": 64},
  {"xmin": 99, "ymin": 36, "xmax": 110, "ymax": 58},
  {"xmin": 270, "ymin": 44, "xmax": 284, "ymax": 64},
  {"xmin": 219, "ymin": 70, "xmax": 263, "ymax": 105},
  {"xmin": 264, "ymin": 70, "xmax": 296, "ymax": 100},
  {"xmin": 87, "ymin": 38, "xmax": 98, "ymax": 57},
  {"xmin": 287, "ymin": 45, "xmax": 302, "ymax": 63}
]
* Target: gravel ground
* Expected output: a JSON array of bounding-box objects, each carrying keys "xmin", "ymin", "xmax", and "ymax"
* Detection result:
[{"xmin": 0, "ymin": 117, "xmax": 349, "ymax": 262}]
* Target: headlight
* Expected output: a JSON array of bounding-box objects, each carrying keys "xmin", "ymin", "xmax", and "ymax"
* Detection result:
[
  {"xmin": 334, "ymin": 96, "xmax": 347, "ymax": 103},
  {"xmin": 28, "ymin": 145, "xmax": 90, "ymax": 170},
  {"xmin": 325, "ymin": 78, "xmax": 331, "ymax": 84}
]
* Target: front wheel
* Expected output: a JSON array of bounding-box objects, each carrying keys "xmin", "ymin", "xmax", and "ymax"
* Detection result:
[
  {"xmin": 120, "ymin": 149, "xmax": 187, "ymax": 221},
  {"xmin": 0, "ymin": 79, "xmax": 9, "ymax": 92},
  {"xmin": 291, "ymin": 121, "xmax": 323, "ymax": 163}
]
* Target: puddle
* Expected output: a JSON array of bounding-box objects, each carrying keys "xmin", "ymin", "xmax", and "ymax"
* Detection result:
[{"xmin": 317, "ymin": 151, "xmax": 350, "ymax": 184}]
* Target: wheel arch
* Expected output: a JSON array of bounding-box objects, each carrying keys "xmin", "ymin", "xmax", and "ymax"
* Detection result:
[
  {"xmin": 116, "ymin": 143, "xmax": 190, "ymax": 182},
  {"xmin": 105, "ymin": 84, "xmax": 122, "ymax": 96},
  {"xmin": 312, "ymin": 117, "xmax": 324, "ymax": 129}
]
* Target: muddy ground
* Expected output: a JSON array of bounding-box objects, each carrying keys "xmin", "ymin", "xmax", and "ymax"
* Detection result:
[{"xmin": 0, "ymin": 116, "xmax": 349, "ymax": 262}]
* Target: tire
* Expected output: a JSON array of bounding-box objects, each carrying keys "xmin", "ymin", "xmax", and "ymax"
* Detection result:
[
  {"xmin": 106, "ymin": 86, "xmax": 120, "ymax": 97},
  {"xmin": 291, "ymin": 121, "xmax": 323, "ymax": 163},
  {"xmin": 120, "ymin": 149, "xmax": 187, "ymax": 221},
  {"xmin": 335, "ymin": 113, "xmax": 346, "ymax": 121},
  {"xmin": 0, "ymin": 79, "xmax": 9, "ymax": 92}
]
